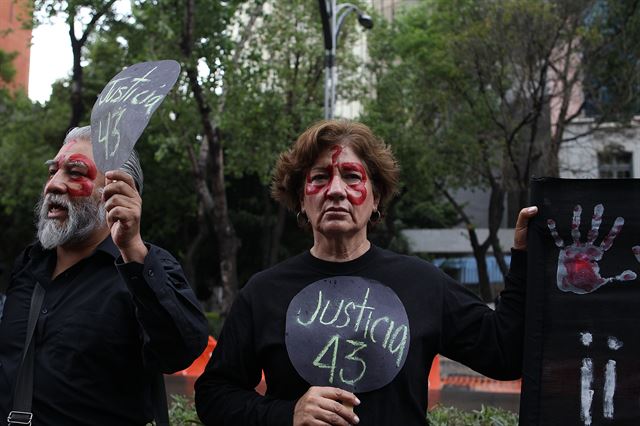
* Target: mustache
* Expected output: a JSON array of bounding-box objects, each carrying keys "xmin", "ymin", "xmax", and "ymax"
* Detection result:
[{"xmin": 42, "ymin": 193, "xmax": 72, "ymax": 212}]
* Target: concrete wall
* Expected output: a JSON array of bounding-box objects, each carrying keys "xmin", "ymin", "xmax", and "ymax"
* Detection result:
[{"xmin": 402, "ymin": 228, "xmax": 516, "ymax": 255}]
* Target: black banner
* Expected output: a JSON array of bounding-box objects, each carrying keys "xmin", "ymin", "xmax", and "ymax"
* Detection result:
[{"xmin": 521, "ymin": 178, "xmax": 640, "ymax": 425}]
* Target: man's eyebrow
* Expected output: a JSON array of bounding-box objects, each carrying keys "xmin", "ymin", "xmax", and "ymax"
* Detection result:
[
  {"xmin": 66, "ymin": 159, "xmax": 89, "ymax": 168},
  {"xmin": 44, "ymin": 159, "xmax": 57, "ymax": 167}
]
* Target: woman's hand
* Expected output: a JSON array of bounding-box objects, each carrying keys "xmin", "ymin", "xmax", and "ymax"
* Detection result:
[
  {"xmin": 513, "ymin": 206, "xmax": 538, "ymax": 251},
  {"xmin": 293, "ymin": 386, "xmax": 360, "ymax": 425}
]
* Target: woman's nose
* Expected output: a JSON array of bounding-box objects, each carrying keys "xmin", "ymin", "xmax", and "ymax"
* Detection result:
[{"xmin": 326, "ymin": 174, "xmax": 347, "ymax": 199}]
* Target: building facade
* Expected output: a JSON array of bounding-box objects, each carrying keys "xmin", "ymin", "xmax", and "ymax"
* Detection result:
[{"xmin": 0, "ymin": 0, "xmax": 31, "ymax": 92}]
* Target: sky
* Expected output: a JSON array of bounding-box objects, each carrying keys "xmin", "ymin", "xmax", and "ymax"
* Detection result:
[
  {"xmin": 28, "ymin": 0, "xmax": 132, "ymax": 103},
  {"xmin": 28, "ymin": 15, "xmax": 73, "ymax": 103}
]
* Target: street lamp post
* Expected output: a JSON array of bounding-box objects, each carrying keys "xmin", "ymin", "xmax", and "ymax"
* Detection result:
[{"xmin": 318, "ymin": 0, "xmax": 373, "ymax": 119}]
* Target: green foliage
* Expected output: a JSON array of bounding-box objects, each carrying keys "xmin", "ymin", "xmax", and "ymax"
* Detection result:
[
  {"xmin": 427, "ymin": 405, "xmax": 518, "ymax": 426},
  {"xmin": 162, "ymin": 398, "xmax": 518, "ymax": 426},
  {"xmin": 365, "ymin": 0, "xmax": 640, "ymax": 236},
  {"xmin": 204, "ymin": 310, "xmax": 225, "ymax": 339},
  {"xmin": 0, "ymin": 50, "xmax": 17, "ymax": 83},
  {"xmin": 0, "ymin": 90, "xmax": 56, "ymax": 288},
  {"xmin": 167, "ymin": 395, "xmax": 203, "ymax": 425}
]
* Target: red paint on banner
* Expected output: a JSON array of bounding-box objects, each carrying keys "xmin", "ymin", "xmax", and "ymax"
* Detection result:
[{"xmin": 563, "ymin": 254, "xmax": 604, "ymax": 293}]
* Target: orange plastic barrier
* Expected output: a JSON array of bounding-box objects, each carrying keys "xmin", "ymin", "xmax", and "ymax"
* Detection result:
[
  {"xmin": 173, "ymin": 336, "xmax": 266, "ymax": 394},
  {"xmin": 174, "ymin": 335, "xmax": 217, "ymax": 377},
  {"xmin": 428, "ymin": 355, "xmax": 442, "ymax": 390}
]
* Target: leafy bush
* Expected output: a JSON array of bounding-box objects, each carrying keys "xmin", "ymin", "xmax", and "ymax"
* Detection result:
[
  {"xmin": 427, "ymin": 405, "xmax": 518, "ymax": 426},
  {"xmin": 205, "ymin": 311, "xmax": 225, "ymax": 339},
  {"xmin": 167, "ymin": 395, "xmax": 202, "ymax": 425},
  {"xmin": 164, "ymin": 397, "xmax": 518, "ymax": 426}
]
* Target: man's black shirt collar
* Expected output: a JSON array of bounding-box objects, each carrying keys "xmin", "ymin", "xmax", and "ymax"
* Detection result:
[{"xmin": 25, "ymin": 236, "xmax": 120, "ymax": 288}]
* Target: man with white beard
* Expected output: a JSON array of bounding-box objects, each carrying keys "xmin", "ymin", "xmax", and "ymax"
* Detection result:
[{"xmin": 0, "ymin": 126, "xmax": 208, "ymax": 425}]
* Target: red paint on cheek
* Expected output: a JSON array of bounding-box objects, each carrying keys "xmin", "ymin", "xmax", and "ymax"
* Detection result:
[
  {"xmin": 305, "ymin": 166, "xmax": 332, "ymax": 196},
  {"xmin": 66, "ymin": 181, "xmax": 95, "ymax": 197},
  {"xmin": 341, "ymin": 162, "xmax": 368, "ymax": 206}
]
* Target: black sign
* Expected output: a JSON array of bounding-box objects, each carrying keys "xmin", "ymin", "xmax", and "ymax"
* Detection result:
[
  {"xmin": 521, "ymin": 178, "xmax": 640, "ymax": 425},
  {"xmin": 90, "ymin": 60, "xmax": 180, "ymax": 172},
  {"xmin": 285, "ymin": 276, "xmax": 410, "ymax": 393}
]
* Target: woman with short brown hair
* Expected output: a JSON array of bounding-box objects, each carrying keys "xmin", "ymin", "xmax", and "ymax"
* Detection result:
[{"xmin": 195, "ymin": 119, "xmax": 537, "ymax": 426}]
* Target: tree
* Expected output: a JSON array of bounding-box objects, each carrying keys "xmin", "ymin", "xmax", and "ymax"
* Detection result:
[
  {"xmin": 33, "ymin": 0, "xmax": 121, "ymax": 130},
  {"xmin": 0, "ymin": 50, "xmax": 17, "ymax": 84},
  {"xmin": 117, "ymin": 0, "xmax": 367, "ymax": 313},
  {"xmin": 365, "ymin": 0, "xmax": 640, "ymax": 301},
  {"xmin": 0, "ymin": 89, "xmax": 53, "ymax": 289}
]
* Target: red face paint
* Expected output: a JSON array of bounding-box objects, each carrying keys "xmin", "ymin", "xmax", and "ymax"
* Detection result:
[
  {"xmin": 47, "ymin": 152, "xmax": 98, "ymax": 198},
  {"xmin": 66, "ymin": 154, "xmax": 97, "ymax": 197},
  {"xmin": 340, "ymin": 162, "xmax": 368, "ymax": 205},
  {"xmin": 304, "ymin": 145, "xmax": 369, "ymax": 205},
  {"xmin": 331, "ymin": 145, "xmax": 342, "ymax": 163},
  {"xmin": 57, "ymin": 139, "xmax": 78, "ymax": 157}
]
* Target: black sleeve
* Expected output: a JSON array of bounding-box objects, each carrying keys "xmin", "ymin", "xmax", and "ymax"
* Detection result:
[
  {"xmin": 439, "ymin": 249, "xmax": 526, "ymax": 380},
  {"xmin": 194, "ymin": 290, "xmax": 296, "ymax": 426},
  {"xmin": 116, "ymin": 244, "xmax": 209, "ymax": 373}
]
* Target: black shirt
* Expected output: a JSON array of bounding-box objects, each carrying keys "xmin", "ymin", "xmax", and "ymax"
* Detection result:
[
  {"xmin": 0, "ymin": 237, "xmax": 209, "ymax": 425},
  {"xmin": 195, "ymin": 245, "xmax": 526, "ymax": 426}
]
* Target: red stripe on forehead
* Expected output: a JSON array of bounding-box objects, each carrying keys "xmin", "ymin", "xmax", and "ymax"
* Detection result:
[
  {"xmin": 59, "ymin": 139, "xmax": 78, "ymax": 155},
  {"xmin": 331, "ymin": 145, "xmax": 343, "ymax": 164}
]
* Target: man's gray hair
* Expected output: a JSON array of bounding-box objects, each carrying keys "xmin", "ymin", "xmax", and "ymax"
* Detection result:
[{"xmin": 64, "ymin": 126, "xmax": 144, "ymax": 194}]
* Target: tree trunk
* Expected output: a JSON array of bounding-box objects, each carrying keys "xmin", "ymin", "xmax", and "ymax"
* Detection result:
[
  {"xmin": 184, "ymin": 205, "xmax": 209, "ymax": 293},
  {"xmin": 181, "ymin": 0, "xmax": 240, "ymax": 315},
  {"xmin": 439, "ymin": 186, "xmax": 493, "ymax": 302},
  {"xmin": 467, "ymin": 225, "xmax": 493, "ymax": 302},
  {"xmin": 68, "ymin": 42, "xmax": 83, "ymax": 129},
  {"xmin": 269, "ymin": 204, "xmax": 287, "ymax": 266},
  {"xmin": 487, "ymin": 184, "xmax": 509, "ymax": 277},
  {"xmin": 65, "ymin": 0, "xmax": 116, "ymax": 130}
]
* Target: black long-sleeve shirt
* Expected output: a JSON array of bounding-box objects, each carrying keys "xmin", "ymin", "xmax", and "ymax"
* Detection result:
[
  {"xmin": 0, "ymin": 237, "xmax": 209, "ymax": 425},
  {"xmin": 195, "ymin": 245, "xmax": 526, "ymax": 426}
]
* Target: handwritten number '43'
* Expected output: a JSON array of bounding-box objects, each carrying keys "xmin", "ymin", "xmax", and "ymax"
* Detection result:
[
  {"xmin": 97, "ymin": 108, "xmax": 126, "ymax": 159},
  {"xmin": 313, "ymin": 335, "xmax": 368, "ymax": 386}
]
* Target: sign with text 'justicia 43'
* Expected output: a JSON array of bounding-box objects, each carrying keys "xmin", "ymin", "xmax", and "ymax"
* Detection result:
[
  {"xmin": 285, "ymin": 276, "xmax": 410, "ymax": 393},
  {"xmin": 90, "ymin": 60, "xmax": 181, "ymax": 172}
]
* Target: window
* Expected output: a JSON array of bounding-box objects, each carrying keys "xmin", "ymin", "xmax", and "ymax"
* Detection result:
[{"xmin": 598, "ymin": 146, "xmax": 632, "ymax": 178}]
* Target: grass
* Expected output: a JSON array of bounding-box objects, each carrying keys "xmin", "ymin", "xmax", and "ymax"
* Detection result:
[{"xmin": 163, "ymin": 396, "xmax": 518, "ymax": 425}]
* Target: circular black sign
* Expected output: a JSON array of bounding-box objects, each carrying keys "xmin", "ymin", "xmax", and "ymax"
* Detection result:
[
  {"xmin": 285, "ymin": 276, "xmax": 410, "ymax": 393},
  {"xmin": 90, "ymin": 60, "xmax": 181, "ymax": 172}
]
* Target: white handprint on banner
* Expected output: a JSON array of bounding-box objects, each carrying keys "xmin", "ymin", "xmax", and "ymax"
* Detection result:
[{"xmin": 547, "ymin": 204, "xmax": 636, "ymax": 294}]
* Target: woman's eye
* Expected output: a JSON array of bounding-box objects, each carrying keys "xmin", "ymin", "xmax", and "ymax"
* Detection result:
[
  {"xmin": 344, "ymin": 173, "xmax": 362, "ymax": 182},
  {"xmin": 311, "ymin": 174, "xmax": 328, "ymax": 182}
]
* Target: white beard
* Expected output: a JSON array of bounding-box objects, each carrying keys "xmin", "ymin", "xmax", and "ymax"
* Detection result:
[{"xmin": 36, "ymin": 192, "xmax": 106, "ymax": 249}]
